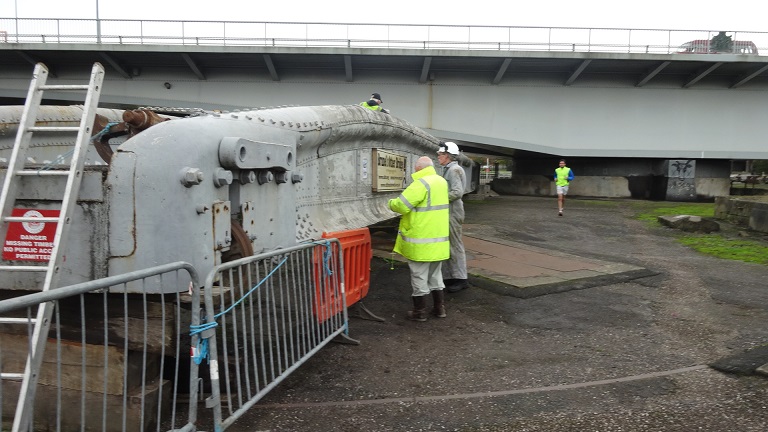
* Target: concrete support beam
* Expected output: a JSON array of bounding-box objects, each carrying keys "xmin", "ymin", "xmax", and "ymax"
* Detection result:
[
  {"xmin": 99, "ymin": 52, "xmax": 131, "ymax": 79},
  {"xmin": 344, "ymin": 55, "xmax": 353, "ymax": 82},
  {"xmin": 419, "ymin": 57, "xmax": 432, "ymax": 84},
  {"xmin": 636, "ymin": 61, "xmax": 670, "ymax": 87},
  {"xmin": 181, "ymin": 53, "xmax": 206, "ymax": 80},
  {"xmin": 683, "ymin": 62, "xmax": 723, "ymax": 88},
  {"xmin": 493, "ymin": 58, "xmax": 512, "ymax": 85},
  {"xmin": 565, "ymin": 60, "xmax": 591, "ymax": 86},
  {"xmin": 263, "ymin": 54, "xmax": 280, "ymax": 81},
  {"xmin": 730, "ymin": 64, "xmax": 768, "ymax": 88},
  {"xmin": 16, "ymin": 51, "xmax": 57, "ymax": 77}
]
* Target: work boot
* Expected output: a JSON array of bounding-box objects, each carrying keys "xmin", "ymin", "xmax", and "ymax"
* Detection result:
[
  {"xmin": 445, "ymin": 279, "xmax": 468, "ymax": 293},
  {"xmin": 407, "ymin": 295, "xmax": 428, "ymax": 322},
  {"xmin": 431, "ymin": 289, "xmax": 446, "ymax": 318}
]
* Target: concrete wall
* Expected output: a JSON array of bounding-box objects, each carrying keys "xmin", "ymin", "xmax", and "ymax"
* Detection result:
[
  {"xmin": 491, "ymin": 157, "xmax": 730, "ymax": 201},
  {"xmin": 492, "ymin": 175, "xmax": 632, "ymax": 198},
  {"xmin": 694, "ymin": 178, "xmax": 731, "ymax": 200},
  {"xmin": 715, "ymin": 197, "xmax": 768, "ymax": 233}
]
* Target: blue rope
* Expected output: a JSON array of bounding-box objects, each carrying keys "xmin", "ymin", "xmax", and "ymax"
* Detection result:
[
  {"xmin": 34, "ymin": 121, "xmax": 120, "ymax": 173},
  {"xmin": 188, "ymin": 240, "xmax": 337, "ymax": 365},
  {"xmin": 189, "ymin": 255, "xmax": 289, "ymax": 364},
  {"xmin": 90, "ymin": 121, "xmax": 121, "ymax": 142},
  {"xmin": 322, "ymin": 240, "xmax": 334, "ymax": 276},
  {"xmin": 37, "ymin": 149, "xmax": 74, "ymax": 172}
]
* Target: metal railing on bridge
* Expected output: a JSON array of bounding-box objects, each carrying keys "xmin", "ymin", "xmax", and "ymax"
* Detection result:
[{"xmin": 0, "ymin": 18, "xmax": 766, "ymax": 55}]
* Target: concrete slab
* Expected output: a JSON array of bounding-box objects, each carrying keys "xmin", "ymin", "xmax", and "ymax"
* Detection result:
[{"xmin": 372, "ymin": 223, "xmax": 657, "ymax": 298}]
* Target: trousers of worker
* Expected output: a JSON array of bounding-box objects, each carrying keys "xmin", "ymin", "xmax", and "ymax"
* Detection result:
[{"xmin": 443, "ymin": 210, "xmax": 467, "ymax": 280}]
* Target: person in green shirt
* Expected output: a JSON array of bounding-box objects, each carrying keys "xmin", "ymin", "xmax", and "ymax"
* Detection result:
[{"xmin": 554, "ymin": 159, "xmax": 574, "ymax": 216}]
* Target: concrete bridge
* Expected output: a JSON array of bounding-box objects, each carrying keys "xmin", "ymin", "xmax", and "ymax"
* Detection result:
[{"xmin": 2, "ymin": 19, "xmax": 768, "ymax": 200}]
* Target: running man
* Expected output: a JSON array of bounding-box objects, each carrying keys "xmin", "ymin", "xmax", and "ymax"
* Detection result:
[{"xmin": 554, "ymin": 159, "xmax": 574, "ymax": 216}]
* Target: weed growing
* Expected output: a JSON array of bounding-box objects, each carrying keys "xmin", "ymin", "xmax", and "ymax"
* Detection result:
[{"xmin": 631, "ymin": 201, "xmax": 767, "ymax": 265}]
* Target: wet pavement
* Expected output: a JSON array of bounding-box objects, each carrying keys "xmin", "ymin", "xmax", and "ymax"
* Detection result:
[
  {"xmin": 223, "ymin": 195, "xmax": 768, "ymax": 432},
  {"xmin": 374, "ymin": 224, "xmax": 657, "ymax": 299}
]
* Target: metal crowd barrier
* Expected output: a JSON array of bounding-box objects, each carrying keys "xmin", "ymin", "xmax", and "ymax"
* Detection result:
[
  {"xmin": 195, "ymin": 238, "xmax": 349, "ymax": 431},
  {"xmin": 0, "ymin": 239, "xmax": 349, "ymax": 431},
  {"xmin": 0, "ymin": 262, "xmax": 201, "ymax": 432}
]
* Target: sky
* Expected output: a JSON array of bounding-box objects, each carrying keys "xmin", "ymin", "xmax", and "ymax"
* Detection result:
[{"xmin": 0, "ymin": 0, "xmax": 767, "ymax": 32}]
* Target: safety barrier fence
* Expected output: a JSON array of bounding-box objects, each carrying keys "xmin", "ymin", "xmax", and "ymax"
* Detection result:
[
  {"xmin": 0, "ymin": 238, "xmax": 349, "ymax": 431},
  {"xmin": 0, "ymin": 262, "xmax": 201, "ymax": 432},
  {"xmin": 195, "ymin": 238, "xmax": 349, "ymax": 431},
  {"xmin": 0, "ymin": 18, "xmax": 766, "ymax": 55}
]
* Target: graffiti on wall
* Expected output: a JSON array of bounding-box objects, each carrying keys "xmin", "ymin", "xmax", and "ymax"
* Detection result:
[
  {"xmin": 669, "ymin": 159, "xmax": 695, "ymax": 179},
  {"xmin": 667, "ymin": 159, "xmax": 696, "ymax": 200}
]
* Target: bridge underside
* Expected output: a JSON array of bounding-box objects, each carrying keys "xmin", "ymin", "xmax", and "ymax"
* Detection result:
[{"xmin": 1, "ymin": 45, "xmax": 766, "ymax": 200}]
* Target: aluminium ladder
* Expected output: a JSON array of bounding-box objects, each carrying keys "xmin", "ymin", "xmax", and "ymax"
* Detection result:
[{"xmin": 0, "ymin": 62, "xmax": 105, "ymax": 431}]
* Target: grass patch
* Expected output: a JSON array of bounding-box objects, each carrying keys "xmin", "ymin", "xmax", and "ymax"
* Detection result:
[
  {"xmin": 678, "ymin": 235, "xmax": 768, "ymax": 265},
  {"xmin": 633, "ymin": 202, "xmax": 715, "ymax": 223},
  {"xmin": 630, "ymin": 201, "xmax": 768, "ymax": 265}
]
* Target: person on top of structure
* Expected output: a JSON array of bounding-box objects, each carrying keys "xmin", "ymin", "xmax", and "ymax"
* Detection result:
[{"xmin": 360, "ymin": 92, "xmax": 389, "ymax": 114}]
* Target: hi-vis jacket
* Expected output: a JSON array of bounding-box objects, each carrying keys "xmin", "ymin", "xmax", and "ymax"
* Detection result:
[
  {"xmin": 388, "ymin": 165, "xmax": 450, "ymax": 262},
  {"xmin": 360, "ymin": 100, "xmax": 383, "ymax": 111},
  {"xmin": 554, "ymin": 166, "xmax": 574, "ymax": 186}
]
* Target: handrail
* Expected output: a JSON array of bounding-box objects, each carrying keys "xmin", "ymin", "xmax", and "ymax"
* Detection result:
[{"xmin": 0, "ymin": 18, "xmax": 766, "ymax": 56}]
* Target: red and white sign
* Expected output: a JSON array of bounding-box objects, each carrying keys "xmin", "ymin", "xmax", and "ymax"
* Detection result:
[{"xmin": 2, "ymin": 209, "xmax": 59, "ymax": 262}]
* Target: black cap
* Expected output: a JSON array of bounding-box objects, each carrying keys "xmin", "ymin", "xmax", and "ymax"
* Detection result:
[{"xmin": 371, "ymin": 93, "xmax": 382, "ymax": 102}]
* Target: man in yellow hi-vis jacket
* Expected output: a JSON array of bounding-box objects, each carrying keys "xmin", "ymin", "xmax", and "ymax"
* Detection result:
[
  {"xmin": 554, "ymin": 159, "xmax": 575, "ymax": 216},
  {"xmin": 360, "ymin": 92, "xmax": 390, "ymax": 114},
  {"xmin": 388, "ymin": 156, "xmax": 450, "ymax": 321}
]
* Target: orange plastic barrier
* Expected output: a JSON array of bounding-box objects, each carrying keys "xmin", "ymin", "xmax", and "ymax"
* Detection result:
[{"xmin": 312, "ymin": 228, "xmax": 372, "ymax": 321}]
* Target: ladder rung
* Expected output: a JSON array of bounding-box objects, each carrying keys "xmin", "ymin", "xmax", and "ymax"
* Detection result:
[
  {"xmin": 27, "ymin": 126, "xmax": 80, "ymax": 133},
  {"xmin": 0, "ymin": 265, "xmax": 48, "ymax": 272},
  {"xmin": 0, "ymin": 317, "xmax": 37, "ymax": 324},
  {"xmin": 4, "ymin": 216, "xmax": 60, "ymax": 223},
  {"xmin": 17, "ymin": 170, "xmax": 71, "ymax": 176},
  {"xmin": 0, "ymin": 373, "xmax": 25, "ymax": 381},
  {"xmin": 39, "ymin": 84, "xmax": 90, "ymax": 91}
]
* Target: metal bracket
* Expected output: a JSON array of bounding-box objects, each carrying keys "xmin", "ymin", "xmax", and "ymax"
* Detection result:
[
  {"xmin": 350, "ymin": 301, "xmax": 386, "ymax": 322},
  {"xmin": 332, "ymin": 332, "xmax": 361, "ymax": 345}
]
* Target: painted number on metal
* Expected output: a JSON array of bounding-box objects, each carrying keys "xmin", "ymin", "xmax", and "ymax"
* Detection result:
[{"xmin": 2, "ymin": 209, "xmax": 58, "ymax": 262}]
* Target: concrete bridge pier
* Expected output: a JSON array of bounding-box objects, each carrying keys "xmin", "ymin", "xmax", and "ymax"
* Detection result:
[{"xmin": 489, "ymin": 157, "xmax": 730, "ymax": 202}]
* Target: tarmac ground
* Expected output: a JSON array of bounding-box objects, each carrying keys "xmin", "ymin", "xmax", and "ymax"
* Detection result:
[{"xmin": 223, "ymin": 195, "xmax": 768, "ymax": 432}]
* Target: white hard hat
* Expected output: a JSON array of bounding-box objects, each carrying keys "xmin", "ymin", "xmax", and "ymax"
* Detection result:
[{"xmin": 438, "ymin": 141, "xmax": 460, "ymax": 156}]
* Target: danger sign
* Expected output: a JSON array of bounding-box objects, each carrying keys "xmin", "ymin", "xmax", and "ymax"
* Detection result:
[{"xmin": 2, "ymin": 209, "xmax": 59, "ymax": 262}]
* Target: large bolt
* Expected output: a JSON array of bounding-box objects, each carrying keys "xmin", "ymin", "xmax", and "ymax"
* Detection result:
[
  {"xmin": 213, "ymin": 168, "xmax": 233, "ymax": 188},
  {"xmin": 291, "ymin": 172, "xmax": 304, "ymax": 184},
  {"xmin": 180, "ymin": 167, "xmax": 204, "ymax": 187},
  {"xmin": 239, "ymin": 170, "xmax": 257, "ymax": 184},
  {"xmin": 274, "ymin": 171, "xmax": 288, "ymax": 184},
  {"xmin": 257, "ymin": 170, "xmax": 273, "ymax": 185}
]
